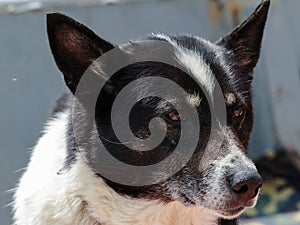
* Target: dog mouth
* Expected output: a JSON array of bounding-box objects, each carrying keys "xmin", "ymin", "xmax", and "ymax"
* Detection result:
[
  {"xmin": 221, "ymin": 206, "xmax": 245, "ymax": 217},
  {"xmin": 174, "ymin": 178, "xmax": 261, "ymax": 217},
  {"xmin": 214, "ymin": 193, "xmax": 260, "ymax": 218},
  {"xmin": 176, "ymin": 191, "xmax": 259, "ymax": 218},
  {"xmin": 176, "ymin": 198, "xmax": 246, "ymax": 219}
]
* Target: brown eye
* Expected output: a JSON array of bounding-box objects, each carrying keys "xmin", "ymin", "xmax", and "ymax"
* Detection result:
[
  {"xmin": 233, "ymin": 106, "xmax": 244, "ymax": 118},
  {"xmin": 168, "ymin": 111, "xmax": 181, "ymax": 122}
]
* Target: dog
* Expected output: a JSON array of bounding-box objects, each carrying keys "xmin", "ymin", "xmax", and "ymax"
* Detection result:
[{"xmin": 13, "ymin": 1, "xmax": 270, "ymax": 225}]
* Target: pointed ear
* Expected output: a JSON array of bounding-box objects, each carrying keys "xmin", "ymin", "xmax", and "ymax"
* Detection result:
[
  {"xmin": 47, "ymin": 13, "xmax": 114, "ymax": 93},
  {"xmin": 216, "ymin": 0, "xmax": 270, "ymax": 75}
]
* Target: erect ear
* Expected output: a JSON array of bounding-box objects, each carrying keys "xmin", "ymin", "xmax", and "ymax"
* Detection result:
[
  {"xmin": 216, "ymin": 0, "xmax": 270, "ymax": 75},
  {"xmin": 47, "ymin": 13, "xmax": 114, "ymax": 94}
]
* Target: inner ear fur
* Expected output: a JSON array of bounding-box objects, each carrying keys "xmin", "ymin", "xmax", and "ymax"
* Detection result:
[{"xmin": 47, "ymin": 13, "xmax": 114, "ymax": 93}]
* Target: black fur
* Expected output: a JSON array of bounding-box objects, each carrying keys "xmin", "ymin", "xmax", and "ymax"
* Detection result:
[
  {"xmin": 46, "ymin": 1, "xmax": 270, "ymax": 224},
  {"xmin": 216, "ymin": 0, "xmax": 270, "ymax": 75}
]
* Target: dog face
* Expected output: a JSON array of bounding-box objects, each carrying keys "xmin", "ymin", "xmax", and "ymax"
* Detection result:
[{"xmin": 47, "ymin": 1, "xmax": 269, "ymax": 220}]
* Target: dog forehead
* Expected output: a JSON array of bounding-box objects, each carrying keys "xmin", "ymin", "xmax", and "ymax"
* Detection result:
[
  {"xmin": 151, "ymin": 34, "xmax": 232, "ymax": 98},
  {"xmin": 170, "ymin": 35, "xmax": 252, "ymax": 106}
]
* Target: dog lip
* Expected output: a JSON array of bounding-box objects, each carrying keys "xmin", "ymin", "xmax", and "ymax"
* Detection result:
[
  {"xmin": 222, "ymin": 206, "xmax": 245, "ymax": 215},
  {"xmin": 219, "ymin": 193, "xmax": 259, "ymax": 216},
  {"xmin": 244, "ymin": 194, "xmax": 259, "ymax": 208}
]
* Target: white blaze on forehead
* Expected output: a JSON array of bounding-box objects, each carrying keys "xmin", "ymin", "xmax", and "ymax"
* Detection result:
[
  {"xmin": 152, "ymin": 33, "xmax": 216, "ymax": 97},
  {"xmin": 174, "ymin": 49, "xmax": 215, "ymax": 98},
  {"xmin": 225, "ymin": 93, "xmax": 236, "ymax": 105},
  {"xmin": 198, "ymin": 38, "xmax": 233, "ymax": 78}
]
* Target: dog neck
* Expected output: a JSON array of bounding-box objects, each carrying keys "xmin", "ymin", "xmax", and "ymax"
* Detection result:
[{"xmin": 74, "ymin": 160, "xmax": 218, "ymax": 225}]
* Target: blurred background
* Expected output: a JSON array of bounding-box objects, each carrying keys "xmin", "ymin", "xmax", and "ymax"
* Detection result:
[{"xmin": 0, "ymin": 0, "xmax": 299, "ymax": 224}]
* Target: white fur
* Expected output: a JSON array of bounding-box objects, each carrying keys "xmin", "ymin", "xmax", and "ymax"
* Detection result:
[
  {"xmin": 194, "ymin": 37, "xmax": 248, "ymax": 105},
  {"xmin": 187, "ymin": 92, "xmax": 202, "ymax": 107},
  {"xmin": 176, "ymin": 49, "xmax": 216, "ymax": 97},
  {"xmin": 197, "ymin": 38, "xmax": 233, "ymax": 79},
  {"xmin": 225, "ymin": 93, "xmax": 236, "ymax": 105},
  {"xmin": 153, "ymin": 33, "xmax": 216, "ymax": 98},
  {"xmin": 13, "ymin": 110, "xmax": 219, "ymax": 225}
]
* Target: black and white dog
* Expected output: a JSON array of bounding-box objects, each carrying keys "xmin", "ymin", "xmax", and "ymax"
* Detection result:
[{"xmin": 13, "ymin": 1, "xmax": 270, "ymax": 225}]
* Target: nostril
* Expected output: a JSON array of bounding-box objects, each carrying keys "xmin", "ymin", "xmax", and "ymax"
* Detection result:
[
  {"xmin": 232, "ymin": 182, "xmax": 249, "ymax": 195},
  {"xmin": 228, "ymin": 171, "xmax": 263, "ymax": 198}
]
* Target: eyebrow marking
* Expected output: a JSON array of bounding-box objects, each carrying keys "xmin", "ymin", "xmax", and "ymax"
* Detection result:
[
  {"xmin": 186, "ymin": 93, "xmax": 202, "ymax": 107},
  {"xmin": 225, "ymin": 93, "xmax": 236, "ymax": 105}
]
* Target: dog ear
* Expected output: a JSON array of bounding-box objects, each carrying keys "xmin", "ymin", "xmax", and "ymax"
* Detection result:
[
  {"xmin": 216, "ymin": 0, "xmax": 270, "ymax": 75},
  {"xmin": 47, "ymin": 13, "xmax": 114, "ymax": 94}
]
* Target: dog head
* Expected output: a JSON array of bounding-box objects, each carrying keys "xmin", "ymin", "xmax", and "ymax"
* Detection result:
[{"xmin": 47, "ymin": 0, "xmax": 269, "ymax": 220}]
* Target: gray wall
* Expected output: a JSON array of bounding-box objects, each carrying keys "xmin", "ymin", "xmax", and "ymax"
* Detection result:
[{"xmin": 1, "ymin": 0, "xmax": 299, "ymax": 224}]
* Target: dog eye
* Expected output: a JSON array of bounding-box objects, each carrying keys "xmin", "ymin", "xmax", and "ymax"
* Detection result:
[
  {"xmin": 233, "ymin": 106, "xmax": 244, "ymax": 118},
  {"xmin": 168, "ymin": 111, "xmax": 181, "ymax": 122}
]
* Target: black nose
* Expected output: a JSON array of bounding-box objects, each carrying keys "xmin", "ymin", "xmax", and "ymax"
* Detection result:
[{"xmin": 228, "ymin": 170, "xmax": 263, "ymax": 201}]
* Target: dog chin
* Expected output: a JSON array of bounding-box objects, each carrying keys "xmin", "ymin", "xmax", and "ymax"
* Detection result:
[
  {"xmin": 194, "ymin": 206, "xmax": 244, "ymax": 220},
  {"xmin": 215, "ymin": 207, "xmax": 245, "ymax": 220},
  {"xmin": 173, "ymin": 198, "xmax": 259, "ymax": 223},
  {"xmin": 176, "ymin": 198, "xmax": 244, "ymax": 220},
  {"xmin": 212, "ymin": 195, "xmax": 260, "ymax": 220},
  {"xmin": 178, "ymin": 198, "xmax": 257, "ymax": 220}
]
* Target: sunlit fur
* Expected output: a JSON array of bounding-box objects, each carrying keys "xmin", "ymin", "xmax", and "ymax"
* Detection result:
[{"xmin": 13, "ymin": 1, "xmax": 269, "ymax": 224}]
